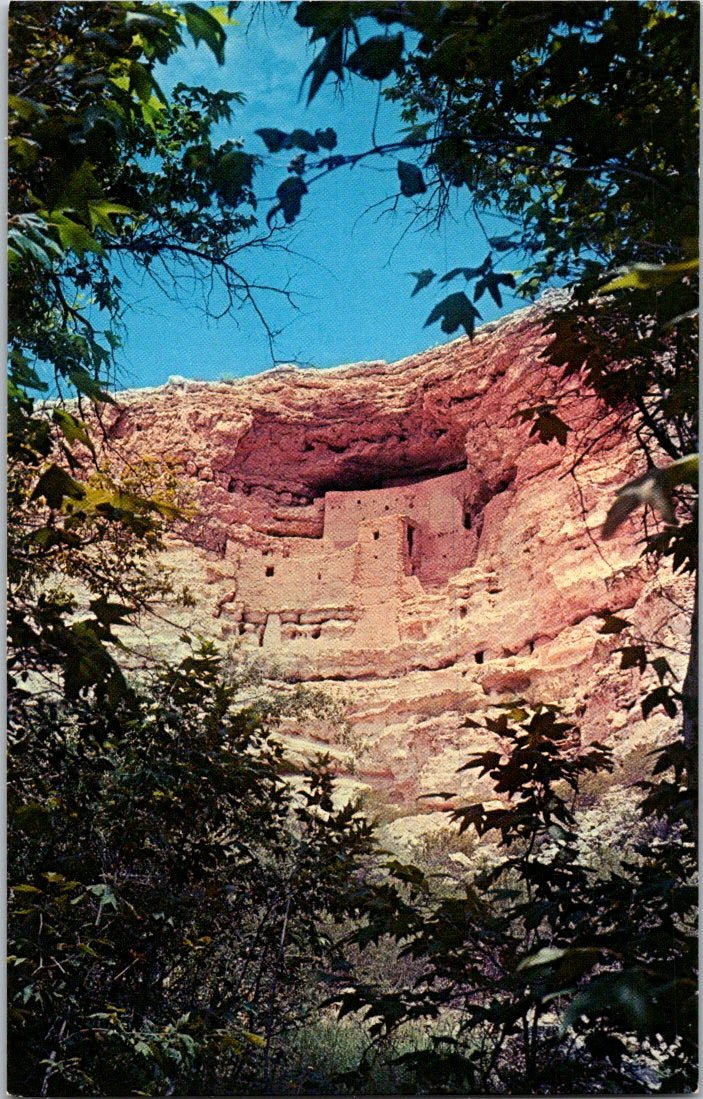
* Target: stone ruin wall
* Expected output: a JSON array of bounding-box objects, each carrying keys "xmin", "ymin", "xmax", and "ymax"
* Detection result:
[{"xmin": 227, "ymin": 467, "xmax": 480, "ymax": 654}]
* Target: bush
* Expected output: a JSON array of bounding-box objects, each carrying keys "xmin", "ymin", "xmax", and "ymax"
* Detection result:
[
  {"xmin": 8, "ymin": 643, "xmax": 376, "ymax": 1096},
  {"xmin": 329, "ymin": 704, "xmax": 698, "ymax": 1094}
]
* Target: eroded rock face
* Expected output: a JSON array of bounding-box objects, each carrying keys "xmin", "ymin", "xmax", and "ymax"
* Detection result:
[{"xmin": 104, "ymin": 303, "xmax": 691, "ymax": 809}]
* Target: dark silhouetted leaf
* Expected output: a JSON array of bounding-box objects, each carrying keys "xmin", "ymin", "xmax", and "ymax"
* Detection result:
[
  {"xmin": 302, "ymin": 28, "xmax": 345, "ymax": 104},
  {"xmin": 439, "ymin": 265, "xmax": 485, "ymax": 283},
  {"xmin": 424, "ymin": 292, "xmax": 481, "ymax": 337},
  {"xmin": 488, "ymin": 235, "xmax": 518, "ymax": 252},
  {"xmin": 617, "ymin": 645, "xmax": 647, "ymax": 672},
  {"xmin": 474, "ymin": 270, "xmax": 517, "ymax": 308},
  {"xmin": 561, "ymin": 970, "xmax": 653, "ymax": 1033},
  {"xmin": 528, "ymin": 408, "xmax": 570, "ymax": 446},
  {"xmin": 89, "ymin": 597, "xmax": 135, "ymax": 627},
  {"xmin": 346, "ymin": 33, "xmax": 404, "ymax": 81},
  {"xmin": 397, "ymin": 160, "xmax": 426, "ymax": 197},
  {"xmin": 642, "ymin": 685, "xmax": 678, "ymax": 720},
  {"xmin": 651, "ymin": 655, "xmax": 674, "ymax": 683},
  {"xmin": 597, "ymin": 612, "xmax": 632, "ymax": 634},
  {"xmin": 267, "ymin": 176, "xmax": 308, "ymax": 226},
  {"xmin": 315, "ymin": 127, "xmax": 337, "ymax": 150},
  {"xmin": 255, "ymin": 127, "xmax": 290, "ymax": 153},
  {"xmin": 409, "ymin": 269, "xmax": 435, "ymax": 296},
  {"xmin": 288, "ymin": 128, "xmax": 320, "ymax": 153}
]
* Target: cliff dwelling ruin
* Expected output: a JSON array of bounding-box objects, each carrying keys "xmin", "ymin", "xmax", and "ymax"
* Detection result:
[
  {"xmin": 225, "ymin": 465, "xmax": 517, "ymax": 655},
  {"xmin": 104, "ymin": 304, "xmax": 691, "ymax": 804}
]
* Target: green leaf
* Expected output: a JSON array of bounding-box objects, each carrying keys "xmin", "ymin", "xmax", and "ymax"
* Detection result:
[
  {"xmin": 67, "ymin": 369, "xmax": 115, "ymax": 404},
  {"xmin": 211, "ymin": 150, "xmax": 256, "ymax": 205},
  {"xmin": 409, "ymin": 269, "xmax": 435, "ymax": 296},
  {"xmin": 52, "ymin": 409, "xmax": 94, "ymax": 452},
  {"xmin": 346, "ymin": 33, "xmax": 405, "ymax": 81},
  {"xmin": 50, "ymin": 161, "xmax": 104, "ymax": 221},
  {"xmin": 86, "ymin": 200, "xmax": 133, "ymax": 234},
  {"xmin": 51, "ymin": 215, "xmax": 104, "ymax": 257},
  {"xmin": 425, "ymin": 292, "xmax": 481, "ymax": 338},
  {"xmin": 128, "ymin": 60, "xmax": 165, "ymax": 104},
  {"xmin": 397, "ymin": 160, "xmax": 426, "ymax": 197},
  {"xmin": 8, "ymin": 93, "xmax": 47, "ymax": 120},
  {"xmin": 8, "ymin": 232, "xmax": 56, "ymax": 268},
  {"xmin": 8, "ymin": 136, "xmax": 40, "ymax": 168},
  {"xmin": 12, "ymin": 803, "xmax": 51, "ymax": 835},
  {"xmin": 182, "ymin": 2, "xmax": 227, "ymax": 64},
  {"xmin": 599, "ymin": 258, "xmax": 699, "ymax": 293},
  {"xmin": 561, "ymin": 970, "xmax": 653, "ymax": 1033},
  {"xmin": 89, "ymin": 597, "xmax": 135, "ymax": 627},
  {"xmin": 204, "ymin": 6, "xmax": 238, "ymax": 27},
  {"xmin": 518, "ymin": 946, "xmax": 600, "ymax": 983},
  {"xmin": 31, "ymin": 464, "xmax": 86, "ymax": 509}
]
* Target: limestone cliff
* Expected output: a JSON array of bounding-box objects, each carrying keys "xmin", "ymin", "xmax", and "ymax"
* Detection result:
[{"xmin": 102, "ymin": 303, "xmax": 691, "ymax": 815}]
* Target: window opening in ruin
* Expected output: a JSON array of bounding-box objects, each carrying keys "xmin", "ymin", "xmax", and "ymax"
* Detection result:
[
  {"xmin": 266, "ymin": 566, "xmax": 274, "ymax": 577},
  {"xmin": 406, "ymin": 523, "xmax": 417, "ymax": 575},
  {"xmin": 373, "ymin": 530, "xmax": 380, "ymax": 540},
  {"xmin": 311, "ymin": 627, "xmax": 321, "ymax": 639},
  {"xmin": 459, "ymin": 606, "xmax": 467, "ymax": 618},
  {"xmin": 474, "ymin": 650, "xmax": 485, "ymax": 664},
  {"xmin": 463, "ymin": 508, "xmax": 472, "ymax": 530}
]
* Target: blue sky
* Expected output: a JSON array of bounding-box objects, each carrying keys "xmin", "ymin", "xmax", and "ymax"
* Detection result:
[{"xmin": 116, "ymin": 7, "xmax": 522, "ymax": 389}]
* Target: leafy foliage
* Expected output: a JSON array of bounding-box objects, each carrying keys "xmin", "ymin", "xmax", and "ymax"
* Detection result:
[
  {"xmin": 7, "ymin": 2, "xmax": 282, "ymax": 709},
  {"xmin": 329, "ymin": 705, "xmax": 697, "ymax": 1093},
  {"xmin": 8, "ymin": 645, "xmax": 376, "ymax": 1096}
]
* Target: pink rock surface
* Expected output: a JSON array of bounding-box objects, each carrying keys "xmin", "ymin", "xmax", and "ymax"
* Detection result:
[{"xmin": 102, "ymin": 304, "xmax": 692, "ymax": 807}]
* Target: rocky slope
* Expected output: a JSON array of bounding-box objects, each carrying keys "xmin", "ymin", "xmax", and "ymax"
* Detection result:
[{"xmin": 101, "ymin": 302, "xmax": 692, "ymax": 832}]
